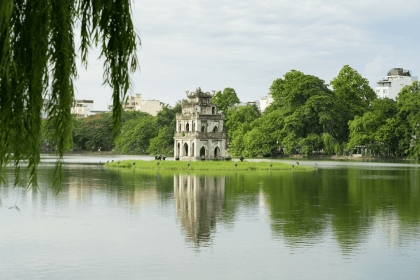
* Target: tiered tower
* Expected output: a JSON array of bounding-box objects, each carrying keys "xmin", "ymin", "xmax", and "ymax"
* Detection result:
[{"xmin": 174, "ymin": 87, "xmax": 227, "ymax": 160}]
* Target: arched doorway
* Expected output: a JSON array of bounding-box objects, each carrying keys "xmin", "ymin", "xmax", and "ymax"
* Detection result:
[
  {"xmin": 192, "ymin": 143, "xmax": 195, "ymax": 157},
  {"xmin": 201, "ymin": 126, "xmax": 205, "ymax": 133},
  {"xmin": 177, "ymin": 142, "xmax": 180, "ymax": 156},
  {"xmin": 200, "ymin": 147, "xmax": 206, "ymax": 157},
  {"xmin": 213, "ymin": 126, "xmax": 218, "ymax": 133},
  {"xmin": 214, "ymin": 147, "xmax": 220, "ymax": 157},
  {"xmin": 186, "ymin": 123, "xmax": 189, "ymax": 132},
  {"xmin": 184, "ymin": 143, "xmax": 189, "ymax": 156}
]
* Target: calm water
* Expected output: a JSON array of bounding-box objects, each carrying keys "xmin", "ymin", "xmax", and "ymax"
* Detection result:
[{"xmin": 1, "ymin": 156, "xmax": 420, "ymax": 279}]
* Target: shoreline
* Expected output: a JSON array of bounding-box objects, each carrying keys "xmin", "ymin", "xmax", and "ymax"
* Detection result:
[
  {"xmin": 40, "ymin": 152, "xmax": 418, "ymax": 162},
  {"xmin": 105, "ymin": 160, "xmax": 314, "ymax": 171}
]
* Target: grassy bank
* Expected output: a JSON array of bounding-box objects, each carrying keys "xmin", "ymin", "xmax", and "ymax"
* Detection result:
[{"xmin": 105, "ymin": 160, "xmax": 314, "ymax": 171}]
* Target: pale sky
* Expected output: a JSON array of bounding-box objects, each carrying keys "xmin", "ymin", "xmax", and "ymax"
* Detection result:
[{"xmin": 74, "ymin": 0, "xmax": 420, "ymax": 110}]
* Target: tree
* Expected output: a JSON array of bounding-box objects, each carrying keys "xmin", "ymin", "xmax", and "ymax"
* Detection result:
[
  {"xmin": 1, "ymin": 1, "xmax": 140, "ymax": 191},
  {"xmin": 147, "ymin": 102, "xmax": 183, "ymax": 156},
  {"xmin": 225, "ymin": 105, "xmax": 260, "ymax": 136},
  {"xmin": 240, "ymin": 109, "xmax": 284, "ymax": 156},
  {"xmin": 330, "ymin": 65, "xmax": 376, "ymax": 142},
  {"xmin": 115, "ymin": 114, "xmax": 158, "ymax": 155},
  {"xmin": 348, "ymin": 98, "xmax": 400, "ymax": 156},
  {"xmin": 212, "ymin": 88, "xmax": 240, "ymax": 113},
  {"xmin": 270, "ymin": 70, "xmax": 339, "ymax": 155},
  {"xmin": 396, "ymin": 81, "xmax": 420, "ymax": 158},
  {"xmin": 72, "ymin": 113, "xmax": 114, "ymax": 151},
  {"xmin": 147, "ymin": 127, "xmax": 175, "ymax": 156}
]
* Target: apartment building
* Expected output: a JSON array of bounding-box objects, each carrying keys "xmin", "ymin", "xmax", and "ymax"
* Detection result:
[
  {"xmin": 375, "ymin": 68, "xmax": 418, "ymax": 100},
  {"xmin": 123, "ymin": 94, "xmax": 163, "ymax": 116}
]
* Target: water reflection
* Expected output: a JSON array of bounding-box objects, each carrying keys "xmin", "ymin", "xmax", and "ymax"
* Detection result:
[
  {"xmin": 258, "ymin": 168, "xmax": 420, "ymax": 253},
  {"xmin": 1, "ymin": 164, "xmax": 420, "ymax": 256},
  {"xmin": 174, "ymin": 173, "xmax": 225, "ymax": 246}
]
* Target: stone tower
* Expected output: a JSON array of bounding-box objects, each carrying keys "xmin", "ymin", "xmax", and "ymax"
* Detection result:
[{"xmin": 174, "ymin": 87, "xmax": 227, "ymax": 160}]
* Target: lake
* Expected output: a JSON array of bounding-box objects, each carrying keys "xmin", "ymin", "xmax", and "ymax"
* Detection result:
[{"xmin": 1, "ymin": 155, "xmax": 420, "ymax": 279}]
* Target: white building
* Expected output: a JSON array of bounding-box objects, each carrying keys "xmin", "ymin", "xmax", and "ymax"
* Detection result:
[
  {"xmin": 71, "ymin": 100, "xmax": 94, "ymax": 118},
  {"xmin": 375, "ymin": 68, "xmax": 418, "ymax": 100},
  {"xmin": 41, "ymin": 99, "xmax": 50, "ymax": 119},
  {"xmin": 260, "ymin": 93, "xmax": 274, "ymax": 112},
  {"xmin": 123, "ymin": 94, "xmax": 163, "ymax": 116}
]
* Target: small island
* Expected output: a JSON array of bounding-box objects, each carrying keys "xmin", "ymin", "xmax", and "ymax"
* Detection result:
[{"xmin": 105, "ymin": 160, "xmax": 314, "ymax": 171}]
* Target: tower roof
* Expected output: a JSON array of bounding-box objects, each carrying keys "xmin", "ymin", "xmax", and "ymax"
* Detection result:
[{"xmin": 186, "ymin": 87, "xmax": 215, "ymax": 99}]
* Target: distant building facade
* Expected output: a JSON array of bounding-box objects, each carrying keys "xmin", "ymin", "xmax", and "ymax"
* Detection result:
[
  {"xmin": 123, "ymin": 94, "xmax": 163, "ymax": 116},
  {"xmin": 71, "ymin": 100, "xmax": 94, "ymax": 118},
  {"xmin": 260, "ymin": 93, "xmax": 274, "ymax": 112},
  {"xmin": 375, "ymin": 68, "xmax": 418, "ymax": 100},
  {"xmin": 174, "ymin": 87, "xmax": 227, "ymax": 161},
  {"xmin": 232, "ymin": 100, "xmax": 261, "ymax": 111},
  {"xmin": 41, "ymin": 99, "xmax": 50, "ymax": 119}
]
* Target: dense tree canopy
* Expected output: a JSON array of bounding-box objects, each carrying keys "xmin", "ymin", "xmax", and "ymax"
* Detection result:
[
  {"xmin": 330, "ymin": 65, "xmax": 377, "ymax": 142},
  {"xmin": 347, "ymin": 81, "xmax": 420, "ymax": 158},
  {"xmin": 0, "ymin": 0, "xmax": 140, "ymax": 191},
  {"xmin": 212, "ymin": 88, "xmax": 240, "ymax": 113},
  {"xmin": 147, "ymin": 102, "xmax": 183, "ymax": 155},
  {"xmin": 228, "ymin": 70, "xmax": 341, "ymax": 157},
  {"xmin": 225, "ymin": 66, "xmax": 418, "ymax": 158},
  {"xmin": 115, "ymin": 114, "xmax": 157, "ymax": 154}
]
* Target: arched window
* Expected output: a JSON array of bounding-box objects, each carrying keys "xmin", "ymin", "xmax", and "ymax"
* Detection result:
[
  {"xmin": 186, "ymin": 123, "xmax": 189, "ymax": 132},
  {"xmin": 201, "ymin": 126, "xmax": 205, "ymax": 133},
  {"xmin": 212, "ymin": 107, "xmax": 215, "ymax": 114},
  {"xmin": 192, "ymin": 143, "xmax": 195, "ymax": 157},
  {"xmin": 214, "ymin": 147, "xmax": 220, "ymax": 157},
  {"xmin": 179, "ymin": 124, "xmax": 181, "ymax": 132},
  {"xmin": 192, "ymin": 122, "xmax": 195, "ymax": 132},
  {"xmin": 200, "ymin": 147, "xmax": 206, "ymax": 157},
  {"xmin": 213, "ymin": 126, "xmax": 218, "ymax": 133},
  {"xmin": 177, "ymin": 142, "xmax": 180, "ymax": 156},
  {"xmin": 184, "ymin": 143, "xmax": 189, "ymax": 156}
]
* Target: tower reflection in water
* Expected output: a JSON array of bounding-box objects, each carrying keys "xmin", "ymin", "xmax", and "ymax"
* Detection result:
[{"xmin": 174, "ymin": 173, "xmax": 225, "ymax": 246}]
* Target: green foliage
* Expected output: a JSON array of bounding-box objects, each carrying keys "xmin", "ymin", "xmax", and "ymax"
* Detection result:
[
  {"xmin": 299, "ymin": 134, "xmax": 322, "ymax": 156},
  {"xmin": 73, "ymin": 113, "xmax": 114, "ymax": 151},
  {"xmin": 0, "ymin": 0, "xmax": 139, "ymax": 192},
  {"xmin": 321, "ymin": 133, "xmax": 341, "ymax": 155},
  {"xmin": 270, "ymin": 70, "xmax": 339, "ymax": 155},
  {"xmin": 147, "ymin": 127, "xmax": 174, "ymax": 156},
  {"xmin": 347, "ymin": 96, "xmax": 413, "ymax": 157},
  {"xmin": 212, "ymin": 88, "xmax": 240, "ymax": 113},
  {"xmin": 397, "ymin": 81, "xmax": 420, "ymax": 158},
  {"xmin": 146, "ymin": 102, "xmax": 183, "ymax": 156},
  {"xmin": 115, "ymin": 114, "xmax": 158, "ymax": 154},
  {"xmin": 225, "ymin": 105, "xmax": 260, "ymax": 136},
  {"xmin": 225, "ymin": 105, "xmax": 260, "ymax": 155},
  {"xmin": 330, "ymin": 65, "xmax": 377, "ymax": 142}
]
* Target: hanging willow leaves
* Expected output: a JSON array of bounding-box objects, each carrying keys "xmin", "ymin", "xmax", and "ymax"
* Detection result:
[{"xmin": 0, "ymin": 0, "xmax": 140, "ymax": 193}]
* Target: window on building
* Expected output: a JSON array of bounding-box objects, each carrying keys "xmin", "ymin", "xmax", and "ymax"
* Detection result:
[{"xmin": 383, "ymin": 89, "xmax": 387, "ymax": 94}]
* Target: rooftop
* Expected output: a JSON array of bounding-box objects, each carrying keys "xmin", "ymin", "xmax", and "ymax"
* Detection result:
[{"xmin": 387, "ymin": 68, "xmax": 411, "ymax": 77}]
